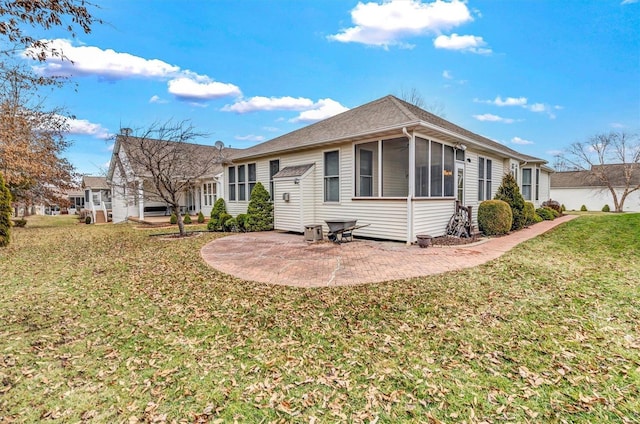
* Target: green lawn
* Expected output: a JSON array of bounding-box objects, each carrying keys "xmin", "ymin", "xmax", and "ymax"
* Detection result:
[{"xmin": 1, "ymin": 214, "xmax": 639, "ymax": 423}]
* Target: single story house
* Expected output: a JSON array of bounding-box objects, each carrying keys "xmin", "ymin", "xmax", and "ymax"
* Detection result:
[
  {"xmin": 550, "ymin": 164, "xmax": 640, "ymax": 212},
  {"xmin": 107, "ymin": 130, "xmax": 232, "ymax": 223},
  {"xmin": 225, "ymin": 95, "xmax": 554, "ymax": 243},
  {"xmin": 82, "ymin": 176, "xmax": 111, "ymax": 223}
]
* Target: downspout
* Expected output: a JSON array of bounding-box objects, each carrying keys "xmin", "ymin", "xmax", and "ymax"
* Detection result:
[{"xmin": 403, "ymin": 127, "xmax": 414, "ymax": 245}]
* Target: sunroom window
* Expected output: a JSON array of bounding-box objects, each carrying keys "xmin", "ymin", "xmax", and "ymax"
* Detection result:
[{"xmin": 355, "ymin": 141, "xmax": 378, "ymax": 196}]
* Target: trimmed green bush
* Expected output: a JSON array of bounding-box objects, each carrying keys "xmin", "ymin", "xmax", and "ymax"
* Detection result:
[
  {"xmin": 524, "ymin": 202, "xmax": 537, "ymax": 226},
  {"xmin": 224, "ymin": 217, "xmax": 237, "ymax": 232},
  {"xmin": 478, "ymin": 200, "xmax": 512, "ymax": 236},
  {"xmin": 169, "ymin": 213, "xmax": 178, "ymax": 224},
  {"xmin": 197, "ymin": 211, "xmax": 205, "ymax": 223},
  {"xmin": 602, "ymin": 204, "xmax": 610, "ymax": 212},
  {"xmin": 210, "ymin": 198, "xmax": 226, "ymax": 222},
  {"xmin": 536, "ymin": 207, "xmax": 555, "ymax": 221},
  {"xmin": 533, "ymin": 213, "xmax": 544, "ymax": 223},
  {"xmin": 218, "ymin": 213, "xmax": 232, "ymax": 231},
  {"xmin": 236, "ymin": 213, "xmax": 248, "ymax": 232},
  {"xmin": 0, "ymin": 172, "xmax": 12, "ymax": 247},
  {"xmin": 85, "ymin": 215, "xmax": 92, "ymax": 225},
  {"xmin": 580, "ymin": 205, "xmax": 588, "ymax": 212},
  {"xmin": 246, "ymin": 182, "xmax": 273, "ymax": 231},
  {"xmin": 494, "ymin": 173, "xmax": 526, "ymax": 231},
  {"xmin": 183, "ymin": 213, "xmax": 192, "ymax": 224}
]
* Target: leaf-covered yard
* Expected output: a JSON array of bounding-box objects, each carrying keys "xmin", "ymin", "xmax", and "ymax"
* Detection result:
[{"xmin": 1, "ymin": 214, "xmax": 639, "ymax": 423}]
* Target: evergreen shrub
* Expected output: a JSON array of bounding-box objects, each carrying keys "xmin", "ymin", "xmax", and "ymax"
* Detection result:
[
  {"xmin": 494, "ymin": 174, "xmax": 526, "ymax": 231},
  {"xmin": 246, "ymin": 182, "xmax": 273, "ymax": 231},
  {"xmin": 478, "ymin": 200, "xmax": 512, "ymax": 236}
]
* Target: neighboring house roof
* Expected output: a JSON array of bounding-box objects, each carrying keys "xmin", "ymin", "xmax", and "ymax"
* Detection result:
[
  {"xmin": 82, "ymin": 176, "xmax": 109, "ymax": 189},
  {"xmin": 273, "ymin": 164, "xmax": 314, "ymax": 179},
  {"xmin": 230, "ymin": 95, "xmax": 547, "ymax": 163},
  {"xmin": 551, "ymin": 164, "xmax": 640, "ymax": 188},
  {"xmin": 107, "ymin": 135, "xmax": 238, "ymax": 181}
]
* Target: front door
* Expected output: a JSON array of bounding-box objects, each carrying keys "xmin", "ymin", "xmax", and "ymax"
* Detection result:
[{"xmin": 456, "ymin": 163, "xmax": 465, "ymax": 203}]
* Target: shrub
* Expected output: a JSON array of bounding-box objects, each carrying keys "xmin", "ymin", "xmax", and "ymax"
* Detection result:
[
  {"xmin": 207, "ymin": 219, "xmax": 217, "ymax": 231},
  {"xmin": 561, "ymin": 204, "xmax": 566, "ymax": 212},
  {"xmin": 494, "ymin": 173, "xmax": 526, "ymax": 231},
  {"xmin": 246, "ymin": 182, "xmax": 273, "ymax": 231},
  {"xmin": 224, "ymin": 217, "xmax": 237, "ymax": 232},
  {"xmin": 183, "ymin": 213, "xmax": 192, "ymax": 224},
  {"xmin": 478, "ymin": 200, "xmax": 512, "ymax": 236},
  {"xmin": 169, "ymin": 213, "xmax": 178, "ymax": 224},
  {"xmin": 210, "ymin": 198, "xmax": 226, "ymax": 225},
  {"xmin": 533, "ymin": 213, "xmax": 544, "ymax": 223},
  {"xmin": 602, "ymin": 204, "xmax": 610, "ymax": 212},
  {"xmin": 236, "ymin": 213, "xmax": 248, "ymax": 232},
  {"xmin": 0, "ymin": 173, "xmax": 12, "ymax": 247},
  {"xmin": 218, "ymin": 213, "xmax": 232, "ymax": 231},
  {"xmin": 536, "ymin": 207, "xmax": 555, "ymax": 221},
  {"xmin": 12, "ymin": 219, "xmax": 27, "ymax": 227},
  {"xmin": 85, "ymin": 215, "xmax": 92, "ymax": 225},
  {"xmin": 542, "ymin": 199, "xmax": 562, "ymax": 215},
  {"xmin": 580, "ymin": 204, "xmax": 587, "ymax": 212},
  {"xmin": 523, "ymin": 202, "xmax": 537, "ymax": 226},
  {"xmin": 197, "ymin": 211, "xmax": 205, "ymax": 223}
]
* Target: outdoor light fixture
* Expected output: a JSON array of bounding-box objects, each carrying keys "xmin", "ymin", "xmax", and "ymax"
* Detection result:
[
  {"xmin": 455, "ymin": 143, "xmax": 467, "ymax": 151},
  {"xmin": 294, "ymin": 178, "xmax": 300, "ymax": 185}
]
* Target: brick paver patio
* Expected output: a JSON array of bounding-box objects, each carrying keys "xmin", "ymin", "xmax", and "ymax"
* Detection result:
[{"xmin": 200, "ymin": 214, "xmax": 577, "ymax": 287}]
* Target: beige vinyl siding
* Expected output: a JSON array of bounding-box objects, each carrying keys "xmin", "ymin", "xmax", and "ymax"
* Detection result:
[
  {"xmin": 538, "ymin": 169, "xmax": 550, "ymax": 204},
  {"xmin": 274, "ymin": 179, "xmax": 301, "ymax": 232},
  {"xmin": 413, "ymin": 199, "xmax": 457, "ymax": 239},
  {"xmin": 110, "ymin": 165, "xmax": 132, "ymax": 223},
  {"xmin": 322, "ymin": 199, "xmax": 407, "ymax": 241},
  {"xmin": 301, "ymin": 168, "xmax": 316, "ymax": 226}
]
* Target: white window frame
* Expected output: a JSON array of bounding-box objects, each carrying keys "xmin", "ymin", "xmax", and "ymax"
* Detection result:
[
  {"xmin": 478, "ymin": 157, "xmax": 493, "ymax": 201},
  {"xmin": 324, "ymin": 150, "xmax": 340, "ymax": 202},
  {"xmin": 522, "ymin": 168, "xmax": 532, "ymax": 201}
]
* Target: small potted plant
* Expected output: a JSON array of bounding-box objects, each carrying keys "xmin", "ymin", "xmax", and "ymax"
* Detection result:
[{"xmin": 416, "ymin": 234, "xmax": 433, "ymax": 248}]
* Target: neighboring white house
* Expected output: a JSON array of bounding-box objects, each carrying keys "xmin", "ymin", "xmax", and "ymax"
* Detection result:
[
  {"xmin": 224, "ymin": 95, "xmax": 554, "ymax": 243},
  {"xmin": 106, "ymin": 131, "xmax": 231, "ymax": 223},
  {"xmin": 82, "ymin": 176, "xmax": 112, "ymax": 224},
  {"xmin": 550, "ymin": 165, "xmax": 640, "ymax": 212}
]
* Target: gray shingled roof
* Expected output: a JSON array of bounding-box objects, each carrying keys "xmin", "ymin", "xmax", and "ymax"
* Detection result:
[
  {"xmin": 230, "ymin": 95, "xmax": 546, "ymax": 163},
  {"xmin": 551, "ymin": 164, "xmax": 640, "ymax": 187},
  {"xmin": 273, "ymin": 164, "xmax": 314, "ymax": 179},
  {"xmin": 115, "ymin": 135, "xmax": 236, "ymax": 178},
  {"xmin": 82, "ymin": 176, "xmax": 109, "ymax": 189}
]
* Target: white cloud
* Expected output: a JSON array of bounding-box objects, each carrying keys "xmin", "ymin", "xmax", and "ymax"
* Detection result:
[
  {"xmin": 621, "ymin": 0, "xmax": 638, "ymax": 4},
  {"xmin": 610, "ymin": 122, "xmax": 625, "ymax": 128},
  {"xmin": 433, "ymin": 33, "xmax": 491, "ymax": 54},
  {"xmin": 511, "ymin": 136, "xmax": 534, "ymax": 145},
  {"xmin": 167, "ymin": 77, "xmax": 241, "ymax": 101},
  {"xmin": 149, "ymin": 95, "xmax": 168, "ymax": 104},
  {"xmin": 472, "ymin": 113, "xmax": 516, "ymax": 124},
  {"xmin": 263, "ymin": 126, "xmax": 280, "ymax": 132},
  {"xmin": 222, "ymin": 96, "xmax": 315, "ymax": 113},
  {"xmin": 64, "ymin": 116, "xmax": 112, "ymax": 139},
  {"xmin": 475, "ymin": 96, "xmax": 560, "ymax": 119},
  {"xmin": 235, "ymin": 134, "xmax": 266, "ymax": 142},
  {"xmin": 442, "ymin": 70, "xmax": 453, "ymax": 79},
  {"xmin": 26, "ymin": 39, "xmax": 241, "ymax": 102},
  {"xmin": 328, "ymin": 0, "xmax": 473, "ymax": 48},
  {"xmin": 291, "ymin": 99, "xmax": 350, "ymax": 123},
  {"xmin": 546, "ymin": 149, "xmax": 562, "ymax": 156},
  {"xmin": 527, "ymin": 102, "xmax": 546, "ymax": 112},
  {"xmin": 27, "ymin": 39, "xmax": 180, "ymax": 79}
]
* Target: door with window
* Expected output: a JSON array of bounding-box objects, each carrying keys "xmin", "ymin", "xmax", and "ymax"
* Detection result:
[{"xmin": 456, "ymin": 162, "xmax": 465, "ymax": 203}]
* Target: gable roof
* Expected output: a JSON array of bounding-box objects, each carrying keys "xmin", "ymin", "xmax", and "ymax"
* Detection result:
[
  {"xmin": 230, "ymin": 95, "xmax": 546, "ymax": 163},
  {"xmin": 551, "ymin": 164, "xmax": 640, "ymax": 188},
  {"xmin": 82, "ymin": 176, "xmax": 109, "ymax": 189},
  {"xmin": 108, "ymin": 135, "xmax": 238, "ymax": 180},
  {"xmin": 273, "ymin": 163, "xmax": 314, "ymax": 179}
]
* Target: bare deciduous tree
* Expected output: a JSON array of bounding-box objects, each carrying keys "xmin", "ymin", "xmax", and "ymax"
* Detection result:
[
  {"xmin": 398, "ymin": 87, "xmax": 446, "ymax": 117},
  {"xmin": 562, "ymin": 131, "xmax": 640, "ymax": 212},
  {"xmin": 115, "ymin": 120, "xmax": 222, "ymax": 237}
]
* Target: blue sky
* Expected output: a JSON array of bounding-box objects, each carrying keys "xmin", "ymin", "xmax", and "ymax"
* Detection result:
[{"xmin": 20, "ymin": 0, "xmax": 640, "ymax": 175}]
